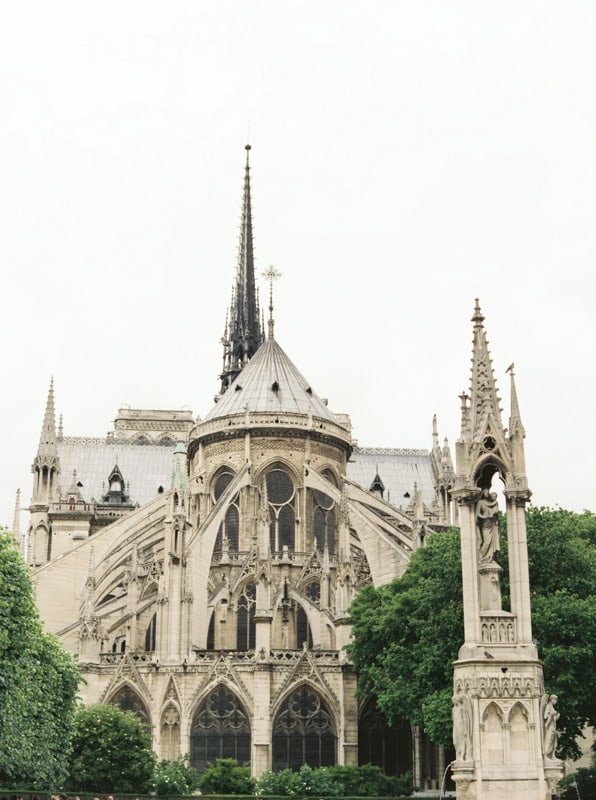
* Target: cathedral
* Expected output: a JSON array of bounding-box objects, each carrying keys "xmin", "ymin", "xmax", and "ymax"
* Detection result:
[{"xmin": 27, "ymin": 145, "xmax": 486, "ymax": 790}]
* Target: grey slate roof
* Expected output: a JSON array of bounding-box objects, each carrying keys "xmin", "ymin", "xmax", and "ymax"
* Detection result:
[
  {"xmin": 348, "ymin": 447, "xmax": 436, "ymax": 508},
  {"xmin": 55, "ymin": 439, "xmax": 436, "ymax": 513},
  {"xmin": 57, "ymin": 438, "xmax": 175, "ymax": 507},
  {"xmin": 204, "ymin": 336, "xmax": 338, "ymax": 423}
]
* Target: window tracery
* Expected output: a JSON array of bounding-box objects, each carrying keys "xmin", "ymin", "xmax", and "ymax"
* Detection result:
[
  {"xmin": 272, "ymin": 686, "xmax": 336, "ymax": 771},
  {"xmin": 312, "ymin": 487, "xmax": 335, "ymax": 554},
  {"xmin": 266, "ymin": 467, "xmax": 296, "ymax": 553},
  {"xmin": 213, "ymin": 470, "xmax": 239, "ymax": 553},
  {"xmin": 236, "ymin": 582, "xmax": 256, "ymax": 650},
  {"xmin": 191, "ymin": 685, "xmax": 251, "ymax": 774}
]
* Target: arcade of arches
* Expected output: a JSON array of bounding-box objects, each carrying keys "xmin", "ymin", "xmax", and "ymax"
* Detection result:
[{"xmin": 109, "ymin": 683, "xmax": 439, "ymax": 781}]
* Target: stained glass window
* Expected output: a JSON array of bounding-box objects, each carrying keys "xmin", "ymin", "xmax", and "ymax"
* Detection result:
[
  {"xmin": 237, "ymin": 582, "xmax": 256, "ymax": 650},
  {"xmin": 273, "ymin": 686, "xmax": 336, "ymax": 771},
  {"xmin": 266, "ymin": 467, "xmax": 295, "ymax": 553},
  {"xmin": 191, "ymin": 686, "xmax": 251, "ymax": 774}
]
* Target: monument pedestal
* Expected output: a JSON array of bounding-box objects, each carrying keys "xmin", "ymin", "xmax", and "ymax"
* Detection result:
[{"xmin": 453, "ymin": 656, "xmax": 563, "ymax": 800}]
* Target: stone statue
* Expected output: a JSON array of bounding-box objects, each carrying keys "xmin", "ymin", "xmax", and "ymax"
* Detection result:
[
  {"xmin": 476, "ymin": 489, "xmax": 501, "ymax": 563},
  {"xmin": 453, "ymin": 694, "xmax": 473, "ymax": 761},
  {"xmin": 541, "ymin": 693, "xmax": 559, "ymax": 759}
]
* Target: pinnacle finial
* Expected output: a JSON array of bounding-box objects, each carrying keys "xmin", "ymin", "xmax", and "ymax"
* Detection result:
[
  {"xmin": 472, "ymin": 298, "xmax": 485, "ymax": 326},
  {"xmin": 262, "ymin": 265, "xmax": 282, "ymax": 339}
]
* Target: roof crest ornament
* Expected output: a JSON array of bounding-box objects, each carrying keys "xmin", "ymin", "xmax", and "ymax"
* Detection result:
[{"xmin": 262, "ymin": 265, "xmax": 282, "ymax": 340}]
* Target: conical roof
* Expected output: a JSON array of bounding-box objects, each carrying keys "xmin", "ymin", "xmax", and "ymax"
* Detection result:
[{"xmin": 204, "ymin": 336, "xmax": 338, "ymax": 423}]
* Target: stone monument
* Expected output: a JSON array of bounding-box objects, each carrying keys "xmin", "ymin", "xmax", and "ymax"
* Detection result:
[{"xmin": 451, "ymin": 301, "xmax": 564, "ymax": 799}]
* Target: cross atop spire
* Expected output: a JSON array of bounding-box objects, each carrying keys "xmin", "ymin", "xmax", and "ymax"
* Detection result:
[
  {"xmin": 262, "ymin": 265, "xmax": 281, "ymax": 339},
  {"xmin": 219, "ymin": 145, "xmax": 264, "ymax": 394}
]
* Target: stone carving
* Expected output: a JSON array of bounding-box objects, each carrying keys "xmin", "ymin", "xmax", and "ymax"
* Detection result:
[
  {"xmin": 453, "ymin": 694, "xmax": 473, "ymax": 761},
  {"xmin": 541, "ymin": 693, "xmax": 559, "ymax": 759},
  {"xmin": 476, "ymin": 489, "xmax": 500, "ymax": 563},
  {"xmin": 480, "ymin": 617, "xmax": 516, "ymax": 643},
  {"xmin": 478, "ymin": 675, "xmax": 534, "ymax": 698}
]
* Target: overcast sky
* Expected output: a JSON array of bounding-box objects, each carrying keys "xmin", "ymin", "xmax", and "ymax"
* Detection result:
[{"xmin": 1, "ymin": 1, "xmax": 595, "ymax": 530}]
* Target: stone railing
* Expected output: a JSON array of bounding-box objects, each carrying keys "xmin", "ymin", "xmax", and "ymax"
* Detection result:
[{"xmin": 194, "ymin": 411, "xmax": 352, "ymax": 446}]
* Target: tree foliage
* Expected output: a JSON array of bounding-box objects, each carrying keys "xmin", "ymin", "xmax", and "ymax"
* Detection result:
[
  {"xmin": 149, "ymin": 756, "xmax": 200, "ymax": 796},
  {"xmin": 346, "ymin": 508, "xmax": 596, "ymax": 759},
  {"xmin": 197, "ymin": 758, "xmax": 255, "ymax": 794},
  {"xmin": 67, "ymin": 704, "xmax": 156, "ymax": 792},
  {"xmin": 0, "ymin": 529, "xmax": 80, "ymax": 788}
]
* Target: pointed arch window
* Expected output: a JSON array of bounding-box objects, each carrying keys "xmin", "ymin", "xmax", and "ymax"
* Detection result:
[
  {"xmin": 273, "ymin": 685, "xmax": 336, "ymax": 771},
  {"xmin": 312, "ymin": 485, "xmax": 336, "ymax": 554},
  {"xmin": 206, "ymin": 613, "xmax": 215, "ymax": 651},
  {"xmin": 213, "ymin": 470, "xmax": 239, "ymax": 553},
  {"xmin": 191, "ymin": 685, "xmax": 251, "ymax": 774},
  {"xmin": 236, "ymin": 582, "xmax": 256, "ymax": 651},
  {"xmin": 110, "ymin": 685, "xmax": 151, "ymax": 731},
  {"xmin": 266, "ymin": 467, "xmax": 296, "ymax": 553},
  {"xmin": 296, "ymin": 606, "xmax": 313, "ymax": 649},
  {"xmin": 145, "ymin": 613, "xmax": 157, "ymax": 652},
  {"xmin": 358, "ymin": 697, "xmax": 412, "ymax": 776}
]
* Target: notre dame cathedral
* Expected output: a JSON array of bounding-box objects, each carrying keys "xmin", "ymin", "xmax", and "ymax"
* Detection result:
[{"xmin": 28, "ymin": 145, "xmax": 466, "ymax": 790}]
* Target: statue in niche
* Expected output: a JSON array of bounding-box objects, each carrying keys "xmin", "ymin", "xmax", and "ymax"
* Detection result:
[
  {"xmin": 476, "ymin": 488, "xmax": 501, "ymax": 563},
  {"xmin": 453, "ymin": 694, "xmax": 473, "ymax": 761},
  {"xmin": 541, "ymin": 694, "xmax": 559, "ymax": 759}
]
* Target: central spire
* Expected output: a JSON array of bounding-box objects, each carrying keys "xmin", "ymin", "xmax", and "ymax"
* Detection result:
[{"xmin": 219, "ymin": 145, "xmax": 264, "ymax": 394}]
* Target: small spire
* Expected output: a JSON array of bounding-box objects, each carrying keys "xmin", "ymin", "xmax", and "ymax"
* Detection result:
[
  {"xmin": 38, "ymin": 377, "xmax": 58, "ymax": 457},
  {"xmin": 12, "ymin": 489, "xmax": 23, "ymax": 554},
  {"xmin": 467, "ymin": 299, "xmax": 503, "ymax": 438},
  {"xmin": 58, "ymin": 413, "xmax": 63, "ymax": 441},
  {"xmin": 262, "ymin": 265, "xmax": 282, "ymax": 339},
  {"xmin": 432, "ymin": 414, "xmax": 439, "ymax": 448},
  {"xmin": 507, "ymin": 362, "xmax": 526, "ymax": 438}
]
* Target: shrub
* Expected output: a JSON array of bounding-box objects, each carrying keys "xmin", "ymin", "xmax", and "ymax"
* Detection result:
[
  {"xmin": 150, "ymin": 756, "xmax": 200, "ymax": 796},
  {"xmin": 327, "ymin": 763, "xmax": 412, "ymax": 796},
  {"xmin": 67, "ymin": 704, "xmax": 156, "ymax": 793},
  {"xmin": 256, "ymin": 764, "xmax": 413, "ymax": 798},
  {"xmin": 256, "ymin": 764, "xmax": 343, "ymax": 797},
  {"xmin": 198, "ymin": 758, "xmax": 255, "ymax": 794}
]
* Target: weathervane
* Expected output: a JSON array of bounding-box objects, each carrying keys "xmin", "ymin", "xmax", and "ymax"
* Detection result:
[{"xmin": 261, "ymin": 265, "xmax": 281, "ymax": 339}]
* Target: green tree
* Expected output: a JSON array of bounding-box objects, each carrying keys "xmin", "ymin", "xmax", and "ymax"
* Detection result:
[
  {"xmin": 0, "ymin": 529, "xmax": 80, "ymax": 788},
  {"xmin": 346, "ymin": 508, "xmax": 596, "ymax": 759},
  {"xmin": 67, "ymin": 704, "xmax": 156, "ymax": 792}
]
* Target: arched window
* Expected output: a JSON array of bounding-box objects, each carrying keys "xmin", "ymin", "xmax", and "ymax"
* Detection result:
[
  {"xmin": 312, "ymin": 488, "xmax": 335, "ymax": 554},
  {"xmin": 145, "ymin": 613, "xmax": 157, "ymax": 652},
  {"xmin": 213, "ymin": 471, "xmax": 239, "ymax": 553},
  {"xmin": 191, "ymin": 686, "xmax": 251, "ymax": 774},
  {"xmin": 273, "ymin": 686, "xmax": 336, "ymax": 771},
  {"xmin": 237, "ymin": 582, "xmax": 256, "ymax": 650},
  {"xmin": 358, "ymin": 697, "xmax": 412, "ymax": 776},
  {"xmin": 110, "ymin": 685, "xmax": 151, "ymax": 731},
  {"xmin": 266, "ymin": 467, "xmax": 296, "ymax": 553},
  {"xmin": 206, "ymin": 613, "xmax": 215, "ymax": 650},
  {"xmin": 296, "ymin": 606, "xmax": 313, "ymax": 649}
]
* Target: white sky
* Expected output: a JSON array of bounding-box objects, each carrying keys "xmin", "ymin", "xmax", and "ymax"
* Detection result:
[{"xmin": 1, "ymin": 1, "xmax": 595, "ymax": 530}]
